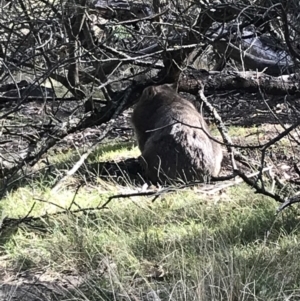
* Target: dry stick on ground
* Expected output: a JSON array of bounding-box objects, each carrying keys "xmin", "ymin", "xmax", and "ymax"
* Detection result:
[
  {"xmin": 198, "ymin": 90, "xmax": 266, "ymax": 168},
  {"xmin": 200, "ymin": 78, "xmax": 300, "ymax": 210},
  {"xmin": 197, "ymin": 82, "xmax": 238, "ymax": 170},
  {"xmin": 277, "ymin": 193, "xmax": 300, "ymax": 213},
  {"xmin": 51, "ymin": 85, "xmax": 135, "ymax": 193},
  {"xmin": 196, "ymin": 80, "xmax": 290, "ymax": 206}
]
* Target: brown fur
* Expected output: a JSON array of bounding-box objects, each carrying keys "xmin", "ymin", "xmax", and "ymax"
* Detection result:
[{"xmin": 131, "ymin": 84, "xmax": 223, "ymax": 183}]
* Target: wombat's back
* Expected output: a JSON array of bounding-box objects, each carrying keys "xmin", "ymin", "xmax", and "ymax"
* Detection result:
[
  {"xmin": 141, "ymin": 121, "xmax": 221, "ymax": 183},
  {"xmin": 131, "ymin": 84, "xmax": 223, "ymax": 183}
]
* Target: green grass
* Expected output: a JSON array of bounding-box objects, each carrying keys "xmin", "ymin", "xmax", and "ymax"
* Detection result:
[
  {"xmin": 1, "ymin": 141, "xmax": 300, "ymax": 300},
  {"xmin": 89, "ymin": 141, "xmax": 139, "ymax": 162}
]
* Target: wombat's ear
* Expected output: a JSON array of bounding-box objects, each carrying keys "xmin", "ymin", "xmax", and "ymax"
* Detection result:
[
  {"xmin": 164, "ymin": 82, "xmax": 178, "ymax": 92},
  {"xmin": 141, "ymin": 86, "xmax": 156, "ymax": 100}
]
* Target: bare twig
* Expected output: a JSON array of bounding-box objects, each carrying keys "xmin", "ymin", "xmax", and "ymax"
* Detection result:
[{"xmin": 51, "ymin": 85, "xmax": 135, "ymax": 192}]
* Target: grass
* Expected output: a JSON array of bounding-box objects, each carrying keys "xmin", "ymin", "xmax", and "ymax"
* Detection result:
[{"xmin": 1, "ymin": 141, "xmax": 300, "ymax": 300}]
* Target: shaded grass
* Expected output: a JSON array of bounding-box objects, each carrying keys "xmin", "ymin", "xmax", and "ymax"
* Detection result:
[{"xmin": 2, "ymin": 141, "xmax": 139, "ymax": 194}]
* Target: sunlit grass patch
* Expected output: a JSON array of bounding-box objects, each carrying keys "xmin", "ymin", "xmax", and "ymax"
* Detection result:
[
  {"xmin": 0, "ymin": 186, "xmax": 114, "ymax": 219},
  {"xmin": 88, "ymin": 141, "xmax": 139, "ymax": 162},
  {"xmin": 227, "ymin": 125, "xmax": 260, "ymax": 137},
  {"xmin": 3, "ymin": 183, "xmax": 300, "ymax": 300},
  {"xmin": 49, "ymin": 141, "xmax": 138, "ymax": 166}
]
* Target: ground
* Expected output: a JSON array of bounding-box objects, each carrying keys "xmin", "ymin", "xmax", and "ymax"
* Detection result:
[{"xmin": 1, "ymin": 90, "xmax": 300, "ymax": 300}]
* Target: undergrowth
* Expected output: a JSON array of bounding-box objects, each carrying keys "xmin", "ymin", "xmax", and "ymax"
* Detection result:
[{"xmin": 1, "ymin": 141, "xmax": 300, "ymax": 301}]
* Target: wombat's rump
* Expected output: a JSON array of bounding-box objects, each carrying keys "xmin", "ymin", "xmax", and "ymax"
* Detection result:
[{"xmin": 131, "ymin": 84, "xmax": 223, "ymax": 183}]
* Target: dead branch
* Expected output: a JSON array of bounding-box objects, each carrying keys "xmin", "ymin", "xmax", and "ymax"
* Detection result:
[
  {"xmin": 277, "ymin": 193, "xmax": 300, "ymax": 212},
  {"xmin": 179, "ymin": 69, "xmax": 300, "ymax": 96},
  {"xmin": 212, "ymin": 39, "xmax": 294, "ymax": 76},
  {"xmin": 51, "ymin": 84, "xmax": 135, "ymax": 192}
]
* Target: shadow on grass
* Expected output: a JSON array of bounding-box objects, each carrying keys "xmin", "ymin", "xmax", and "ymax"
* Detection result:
[{"xmin": 0, "ymin": 142, "xmax": 146, "ymax": 198}]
